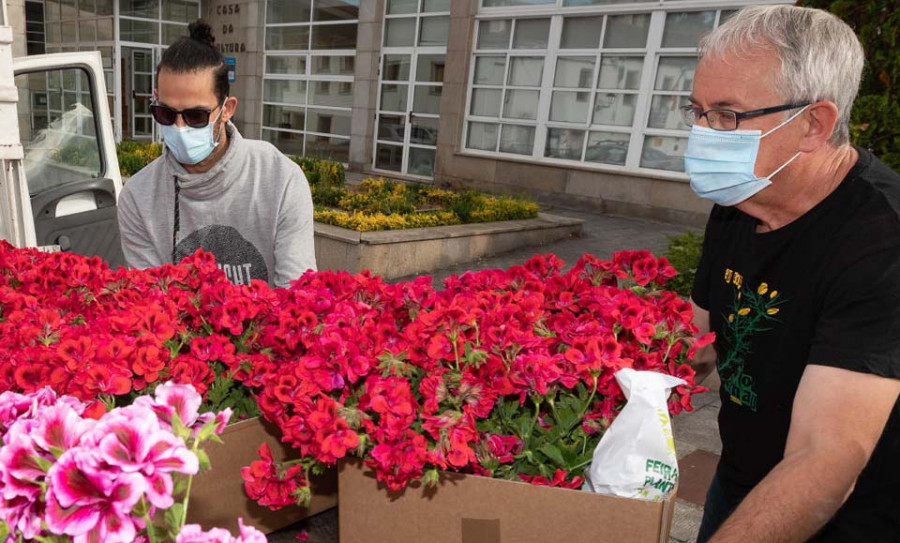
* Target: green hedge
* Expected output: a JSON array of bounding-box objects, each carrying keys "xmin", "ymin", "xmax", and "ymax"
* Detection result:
[{"xmin": 664, "ymin": 231, "xmax": 704, "ymax": 298}]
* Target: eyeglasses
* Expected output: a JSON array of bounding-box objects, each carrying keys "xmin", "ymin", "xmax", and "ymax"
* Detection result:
[
  {"xmin": 150, "ymin": 100, "xmax": 224, "ymax": 128},
  {"xmin": 680, "ymin": 102, "xmax": 811, "ymax": 131}
]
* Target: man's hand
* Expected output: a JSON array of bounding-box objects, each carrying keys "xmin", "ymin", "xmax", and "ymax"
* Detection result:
[
  {"xmin": 708, "ymin": 365, "xmax": 900, "ymax": 543},
  {"xmin": 690, "ymin": 298, "xmax": 717, "ymax": 384}
]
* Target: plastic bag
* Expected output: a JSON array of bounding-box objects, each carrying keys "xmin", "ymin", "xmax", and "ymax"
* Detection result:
[{"xmin": 584, "ymin": 368, "xmax": 685, "ymax": 501}]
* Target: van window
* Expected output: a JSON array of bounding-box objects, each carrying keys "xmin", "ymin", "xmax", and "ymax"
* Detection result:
[{"xmin": 16, "ymin": 67, "xmax": 103, "ymax": 195}]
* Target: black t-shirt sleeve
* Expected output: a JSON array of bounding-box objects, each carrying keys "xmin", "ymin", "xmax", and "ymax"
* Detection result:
[{"xmin": 808, "ymin": 241, "xmax": 900, "ymax": 378}]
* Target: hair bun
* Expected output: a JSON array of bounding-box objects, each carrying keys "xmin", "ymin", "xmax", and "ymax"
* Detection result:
[{"xmin": 188, "ymin": 20, "xmax": 216, "ymax": 47}]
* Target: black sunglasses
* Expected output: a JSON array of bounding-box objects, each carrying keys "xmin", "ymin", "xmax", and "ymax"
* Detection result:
[{"xmin": 150, "ymin": 100, "xmax": 225, "ymax": 128}]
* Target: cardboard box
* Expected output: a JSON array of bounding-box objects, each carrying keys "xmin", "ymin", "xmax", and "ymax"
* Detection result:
[
  {"xmin": 187, "ymin": 417, "xmax": 338, "ymax": 534},
  {"xmin": 338, "ymin": 459, "xmax": 675, "ymax": 543}
]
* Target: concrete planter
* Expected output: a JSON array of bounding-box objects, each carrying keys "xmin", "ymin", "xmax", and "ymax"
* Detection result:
[{"xmin": 314, "ymin": 212, "xmax": 584, "ymax": 280}]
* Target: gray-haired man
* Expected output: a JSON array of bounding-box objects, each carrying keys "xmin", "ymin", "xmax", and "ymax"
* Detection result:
[{"xmin": 685, "ymin": 6, "xmax": 900, "ymax": 543}]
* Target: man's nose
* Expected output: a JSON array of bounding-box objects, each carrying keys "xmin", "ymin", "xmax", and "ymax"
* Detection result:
[{"xmin": 174, "ymin": 113, "xmax": 188, "ymax": 128}]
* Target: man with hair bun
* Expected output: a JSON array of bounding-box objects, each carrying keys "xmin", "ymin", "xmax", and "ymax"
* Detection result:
[
  {"xmin": 118, "ymin": 20, "xmax": 316, "ymax": 287},
  {"xmin": 686, "ymin": 5, "xmax": 900, "ymax": 542}
]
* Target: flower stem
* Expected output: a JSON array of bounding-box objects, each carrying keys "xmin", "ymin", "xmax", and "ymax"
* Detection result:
[
  {"xmin": 180, "ymin": 440, "xmax": 201, "ymax": 527},
  {"xmin": 524, "ymin": 398, "xmax": 542, "ymax": 442},
  {"xmin": 450, "ymin": 331, "xmax": 461, "ymax": 371},
  {"xmin": 579, "ymin": 376, "xmax": 599, "ymax": 421},
  {"xmin": 570, "ymin": 456, "xmax": 594, "ymax": 472},
  {"xmin": 141, "ymin": 501, "xmax": 159, "ymax": 543},
  {"xmin": 578, "ymin": 378, "xmax": 599, "ymax": 458},
  {"xmin": 180, "ymin": 473, "xmax": 194, "ymax": 527}
]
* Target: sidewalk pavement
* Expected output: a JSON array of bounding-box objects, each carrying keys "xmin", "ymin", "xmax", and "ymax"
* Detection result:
[{"xmin": 269, "ymin": 208, "xmax": 721, "ymax": 543}]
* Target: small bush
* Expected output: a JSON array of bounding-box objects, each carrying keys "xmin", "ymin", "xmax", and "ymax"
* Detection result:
[
  {"xmin": 664, "ymin": 231, "xmax": 704, "ymax": 297},
  {"xmin": 310, "ymin": 183, "xmax": 346, "ymax": 208},
  {"xmin": 468, "ymin": 196, "xmax": 539, "ymax": 223},
  {"xmin": 53, "ymin": 139, "xmax": 102, "ymax": 171},
  {"xmin": 117, "ymin": 153, "xmax": 149, "ymax": 178},
  {"xmin": 288, "ymin": 155, "xmax": 346, "ymax": 187},
  {"xmin": 116, "ymin": 141, "xmax": 161, "ymax": 177}
]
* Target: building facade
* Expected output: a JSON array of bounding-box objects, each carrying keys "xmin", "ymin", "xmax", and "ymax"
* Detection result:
[{"xmin": 11, "ymin": 0, "xmax": 789, "ymax": 224}]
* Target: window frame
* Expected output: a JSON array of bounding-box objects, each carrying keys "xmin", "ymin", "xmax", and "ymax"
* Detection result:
[
  {"xmin": 262, "ymin": 1, "xmax": 360, "ymax": 163},
  {"xmin": 461, "ymin": 1, "xmax": 779, "ymax": 177}
]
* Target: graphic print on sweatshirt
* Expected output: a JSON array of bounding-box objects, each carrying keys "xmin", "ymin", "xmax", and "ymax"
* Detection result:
[
  {"xmin": 717, "ymin": 268, "xmax": 786, "ymax": 412},
  {"xmin": 174, "ymin": 225, "xmax": 268, "ymax": 285}
]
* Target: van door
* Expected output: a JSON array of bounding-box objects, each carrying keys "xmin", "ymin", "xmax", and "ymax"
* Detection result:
[{"xmin": 13, "ymin": 52, "xmax": 124, "ymax": 267}]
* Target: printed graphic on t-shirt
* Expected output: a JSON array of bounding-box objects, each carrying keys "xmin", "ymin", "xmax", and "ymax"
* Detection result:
[
  {"xmin": 718, "ymin": 268, "xmax": 785, "ymax": 412},
  {"xmin": 174, "ymin": 225, "xmax": 268, "ymax": 286}
]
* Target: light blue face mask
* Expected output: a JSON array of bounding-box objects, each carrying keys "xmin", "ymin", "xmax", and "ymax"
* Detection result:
[
  {"xmin": 684, "ymin": 105, "xmax": 810, "ymax": 206},
  {"xmin": 161, "ymin": 106, "xmax": 224, "ymax": 166}
]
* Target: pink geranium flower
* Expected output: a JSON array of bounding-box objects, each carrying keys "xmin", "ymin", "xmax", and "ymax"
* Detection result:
[
  {"xmin": 84, "ymin": 406, "xmax": 198, "ymax": 509},
  {"xmin": 134, "ymin": 381, "xmax": 232, "ymax": 439},
  {"xmin": 175, "ymin": 518, "xmax": 268, "ymax": 542},
  {"xmin": 45, "ymin": 449, "xmax": 146, "ymax": 543},
  {"xmin": 134, "ymin": 381, "xmax": 202, "ymax": 430},
  {"xmin": 31, "ymin": 402, "xmax": 96, "ymax": 456},
  {"xmin": 176, "ymin": 524, "xmax": 235, "ymax": 543},
  {"xmin": 0, "ymin": 432, "xmax": 48, "ymax": 539}
]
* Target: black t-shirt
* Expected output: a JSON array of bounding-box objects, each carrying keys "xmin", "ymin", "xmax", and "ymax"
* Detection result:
[{"xmin": 692, "ymin": 148, "xmax": 900, "ymax": 542}]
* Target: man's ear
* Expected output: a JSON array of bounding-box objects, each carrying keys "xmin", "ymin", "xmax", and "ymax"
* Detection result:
[
  {"xmin": 222, "ymin": 96, "xmax": 238, "ymax": 123},
  {"xmin": 799, "ymin": 100, "xmax": 840, "ymax": 152}
]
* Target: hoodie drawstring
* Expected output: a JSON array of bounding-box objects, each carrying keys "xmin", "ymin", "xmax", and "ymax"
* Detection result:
[{"xmin": 172, "ymin": 175, "xmax": 180, "ymax": 262}]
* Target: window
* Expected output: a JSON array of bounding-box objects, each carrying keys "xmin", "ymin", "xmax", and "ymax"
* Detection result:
[
  {"xmin": 17, "ymin": 68, "xmax": 103, "ymax": 193},
  {"xmin": 263, "ymin": 1, "xmax": 359, "ymax": 162},
  {"xmin": 25, "ymin": 1, "xmax": 46, "ymax": 55},
  {"xmin": 464, "ymin": 6, "xmax": 740, "ymax": 173},
  {"xmin": 467, "ymin": 18, "xmax": 551, "ymax": 155}
]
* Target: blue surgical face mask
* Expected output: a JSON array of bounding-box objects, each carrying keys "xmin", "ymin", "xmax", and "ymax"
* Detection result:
[
  {"xmin": 161, "ymin": 107, "xmax": 224, "ymax": 165},
  {"xmin": 684, "ymin": 105, "xmax": 810, "ymax": 206}
]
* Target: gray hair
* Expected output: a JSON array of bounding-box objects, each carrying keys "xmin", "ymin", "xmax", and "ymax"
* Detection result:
[{"xmin": 698, "ymin": 5, "xmax": 864, "ymax": 146}]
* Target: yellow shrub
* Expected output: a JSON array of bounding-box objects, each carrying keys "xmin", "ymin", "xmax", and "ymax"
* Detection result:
[
  {"xmin": 314, "ymin": 209, "xmax": 460, "ymax": 232},
  {"xmin": 468, "ymin": 196, "xmax": 539, "ymax": 223}
]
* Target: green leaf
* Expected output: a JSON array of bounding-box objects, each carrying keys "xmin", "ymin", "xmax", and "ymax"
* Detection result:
[
  {"xmin": 195, "ymin": 418, "xmax": 221, "ymax": 443},
  {"xmin": 171, "ymin": 411, "xmax": 189, "ymax": 440},
  {"xmin": 206, "ymin": 374, "xmax": 233, "ymax": 408},
  {"xmin": 32, "ymin": 454, "xmax": 53, "ymax": 473},
  {"xmin": 151, "ymin": 524, "xmax": 170, "ymax": 542},
  {"xmin": 538, "ymin": 462, "xmax": 553, "ymax": 479},
  {"xmin": 515, "ymin": 414, "xmax": 532, "ymax": 439},
  {"xmin": 173, "ymin": 474, "xmax": 189, "ymax": 497},
  {"xmin": 539, "ymin": 443, "xmax": 566, "ymax": 467},
  {"xmin": 165, "ymin": 502, "xmax": 186, "ymax": 533},
  {"xmin": 196, "ymin": 448, "xmax": 211, "ymax": 471}
]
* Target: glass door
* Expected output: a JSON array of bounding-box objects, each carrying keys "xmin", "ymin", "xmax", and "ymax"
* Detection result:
[
  {"xmin": 130, "ymin": 47, "xmax": 155, "ymax": 140},
  {"xmin": 374, "ymin": 0, "xmax": 449, "ymax": 179}
]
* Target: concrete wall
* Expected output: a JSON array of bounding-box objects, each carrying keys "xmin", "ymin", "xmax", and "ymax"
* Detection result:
[
  {"xmin": 347, "ymin": 0, "xmax": 383, "ymax": 172},
  {"xmin": 7, "ymin": 0, "xmax": 27, "ymax": 58},
  {"xmin": 205, "ymin": 0, "xmax": 265, "ymax": 140}
]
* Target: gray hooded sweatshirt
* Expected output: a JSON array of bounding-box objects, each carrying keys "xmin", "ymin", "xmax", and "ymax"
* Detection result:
[{"xmin": 118, "ymin": 124, "xmax": 316, "ymax": 287}]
